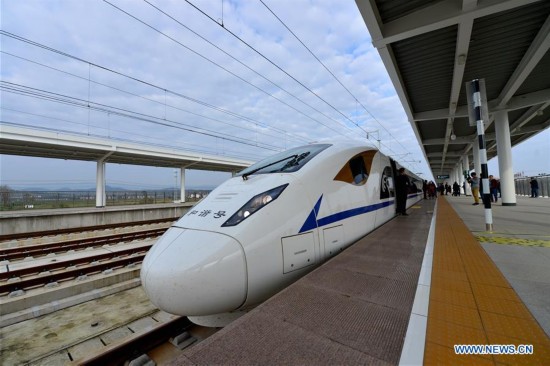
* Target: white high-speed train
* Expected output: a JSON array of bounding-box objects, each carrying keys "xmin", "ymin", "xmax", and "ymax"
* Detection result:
[{"xmin": 141, "ymin": 143, "xmax": 422, "ymax": 326}]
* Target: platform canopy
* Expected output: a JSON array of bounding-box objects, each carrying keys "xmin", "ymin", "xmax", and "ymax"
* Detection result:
[
  {"xmin": 0, "ymin": 124, "xmax": 253, "ymax": 172},
  {"xmin": 356, "ymin": 0, "xmax": 550, "ymax": 175}
]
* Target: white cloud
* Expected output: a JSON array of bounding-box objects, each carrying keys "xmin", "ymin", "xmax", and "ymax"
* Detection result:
[{"xmin": 3, "ymin": 0, "xmax": 544, "ymax": 190}]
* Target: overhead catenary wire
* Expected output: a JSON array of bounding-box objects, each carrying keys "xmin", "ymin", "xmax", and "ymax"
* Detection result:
[
  {"xmin": 0, "ymin": 33, "xmax": 311, "ymax": 144},
  {"xmin": 141, "ymin": 0, "xmax": 359, "ymax": 141},
  {"xmin": 259, "ymin": 0, "xmax": 413, "ymax": 157},
  {"xmin": 2, "ymin": 3, "xmax": 420, "ymax": 172},
  {"xmin": 182, "ymin": 0, "xmax": 368, "ymax": 132},
  {"xmin": 0, "ymin": 81, "xmax": 283, "ymax": 151},
  {"xmin": 0, "ymin": 108, "xmax": 260, "ymax": 162},
  {"xmin": 0, "ymin": 50, "xmax": 307, "ymax": 145},
  {"xmin": 181, "ymin": 0, "xmax": 410, "ymax": 161},
  {"xmin": 100, "ymin": 1, "xmax": 353, "ymax": 139},
  {"xmin": 179, "ymin": 0, "xmax": 416, "ymax": 159}
]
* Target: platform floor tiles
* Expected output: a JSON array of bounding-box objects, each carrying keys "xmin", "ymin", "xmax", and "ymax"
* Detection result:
[{"xmin": 424, "ymin": 197, "xmax": 550, "ymax": 365}]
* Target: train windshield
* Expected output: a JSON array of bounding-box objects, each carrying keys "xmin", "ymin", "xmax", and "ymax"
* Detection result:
[{"xmin": 239, "ymin": 144, "xmax": 331, "ymax": 178}]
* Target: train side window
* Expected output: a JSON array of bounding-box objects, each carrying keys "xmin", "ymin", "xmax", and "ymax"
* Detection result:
[
  {"xmin": 349, "ymin": 156, "xmax": 367, "ymax": 185},
  {"xmin": 380, "ymin": 166, "xmax": 395, "ymax": 199},
  {"xmin": 334, "ymin": 151, "xmax": 375, "ymax": 185}
]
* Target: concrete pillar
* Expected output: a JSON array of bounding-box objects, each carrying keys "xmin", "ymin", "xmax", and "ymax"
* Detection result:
[
  {"xmin": 449, "ymin": 166, "xmax": 458, "ymax": 187},
  {"xmin": 96, "ymin": 161, "xmax": 106, "ymax": 207},
  {"xmin": 494, "ymin": 110, "xmax": 517, "ymax": 206},
  {"xmin": 463, "ymin": 155, "xmax": 471, "ymax": 195},
  {"xmin": 453, "ymin": 166, "xmax": 458, "ymax": 184},
  {"xmin": 180, "ymin": 168, "xmax": 186, "ymax": 203},
  {"xmin": 459, "ymin": 160, "xmax": 465, "ymax": 193}
]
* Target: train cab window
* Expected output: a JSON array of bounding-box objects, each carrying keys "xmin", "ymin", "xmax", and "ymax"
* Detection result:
[
  {"xmin": 380, "ymin": 166, "xmax": 395, "ymax": 199},
  {"xmin": 350, "ymin": 156, "xmax": 367, "ymax": 185},
  {"xmin": 334, "ymin": 150, "xmax": 375, "ymax": 186},
  {"xmin": 238, "ymin": 144, "xmax": 331, "ymax": 178}
]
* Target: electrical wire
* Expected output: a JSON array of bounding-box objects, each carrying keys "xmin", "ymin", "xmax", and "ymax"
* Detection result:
[
  {"xmin": 0, "ymin": 108, "xmax": 261, "ymax": 161},
  {"xmin": 182, "ymin": 0, "xmax": 374, "ymax": 135},
  {"xmin": 0, "ymin": 50, "xmax": 306, "ymax": 145},
  {"xmin": 142, "ymin": 0, "xmax": 360, "ymax": 139},
  {"xmin": 259, "ymin": 0, "xmax": 413, "ymax": 157},
  {"xmin": 1, "ymin": 81, "xmax": 282, "ymax": 151},
  {"xmin": 100, "ymin": 1, "xmax": 352, "ymax": 138}
]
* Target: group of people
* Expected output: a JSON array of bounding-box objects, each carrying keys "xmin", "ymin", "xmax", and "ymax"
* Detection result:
[
  {"xmin": 420, "ymin": 173, "xmax": 503, "ymax": 206},
  {"xmin": 468, "ymin": 172, "xmax": 501, "ymax": 205},
  {"xmin": 422, "ymin": 180, "xmax": 437, "ymax": 199},
  {"xmin": 409, "ymin": 171, "xmax": 541, "ymax": 214},
  {"xmin": 398, "ymin": 169, "xmax": 542, "ymax": 216},
  {"xmin": 421, "ymin": 180, "xmax": 464, "ymax": 199}
]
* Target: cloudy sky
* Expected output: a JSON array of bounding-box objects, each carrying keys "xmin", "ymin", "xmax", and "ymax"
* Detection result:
[{"xmin": 1, "ymin": 0, "xmax": 548, "ymax": 190}]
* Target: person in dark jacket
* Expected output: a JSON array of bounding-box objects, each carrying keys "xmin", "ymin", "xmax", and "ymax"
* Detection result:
[
  {"xmin": 453, "ymin": 181, "xmax": 460, "ymax": 196},
  {"xmin": 530, "ymin": 177, "xmax": 539, "ymax": 198},
  {"xmin": 395, "ymin": 168, "xmax": 411, "ymax": 216},
  {"xmin": 422, "ymin": 180, "xmax": 428, "ymax": 199}
]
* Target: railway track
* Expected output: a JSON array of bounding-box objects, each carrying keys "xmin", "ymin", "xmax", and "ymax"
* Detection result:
[
  {"xmin": 0, "ymin": 217, "xmax": 177, "ymax": 242},
  {"xmin": 0, "ymin": 228, "xmax": 166, "ymax": 262},
  {"xmin": 1, "ymin": 218, "xmax": 214, "ymax": 366},
  {"xmin": 1, "ymin": 226, "xmax": 170, "ymax": 296},
  {"xmin": 0, "ymin": 247, "xmax": 150, "ymax": 295},
  {"xmin": 75, "ymin": 316, "xmax": 196, "ymax": 366},
  {"xmin": 6, "ymin": 292, "xmax": 218, "ymax": 366}
]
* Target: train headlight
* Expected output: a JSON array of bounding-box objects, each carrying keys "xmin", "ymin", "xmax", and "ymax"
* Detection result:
[{"xmin": 222, "ymin": 184, "xmax": 288, "ymax": 227}]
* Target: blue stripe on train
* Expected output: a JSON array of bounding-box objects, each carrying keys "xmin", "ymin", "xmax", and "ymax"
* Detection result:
[{"xmin": 299, "ymin": 196, "xmax": 395, "ymax": 233}]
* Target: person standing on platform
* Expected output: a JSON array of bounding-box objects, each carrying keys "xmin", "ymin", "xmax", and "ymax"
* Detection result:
[
  {"xmin": 453, "ymin": 181, "xmax": 460, "ymax": 196},
  {"xmin": 489, "ymin": 175, "xmax": 499, "ymax": 202},
  {"xmin": 438, "ymin": 182, "xmax": 445, "ymax": 196},
  {"xmin": 530, "ymin": 177, "xmax": 539, "ymax": 198},
  {"xmin": 395, "ymin": 168, "xmax": 411, "ymax": 216},
  {"xmin": 423, "ymin": 180, "xmax": 428, "ymax": 199},
  {"xmin": 428, "ymin": 181, "xmax": 436, "ymax": 199},
  {"xmin": 469, "ymin": 172, "xmax": 480, "ymax": 205}
]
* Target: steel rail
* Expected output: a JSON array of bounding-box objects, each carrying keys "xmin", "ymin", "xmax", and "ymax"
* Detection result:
[
  {"xmin": 77, "ymin": 317, "xmax": 193, "ymax": 366},
  {"xmin": 0, "ymin": 245, "xmax": 151, "ymax": 281},
  {"xmin": 0, "ymin": 217, "xmax": 177, "ymax": 241},
  {"xmin": 0, "ymin": 254, "xmax": 145, "ymax": 295},
  {"xmin": 0, "ymin": 228, "xmax": 166, "ymax": 261}
]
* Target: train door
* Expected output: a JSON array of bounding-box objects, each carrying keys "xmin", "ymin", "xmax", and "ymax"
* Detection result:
[
  {"xmin": 375, "ymin": 157, "xmax": 396, "ymax": 226},
  {"xmin": 390, "ymin": 159, "xmax": 399, "ymax": 214},
  {"xmin": 319, "ymin": 151, "xmax": 375, "ymax": 259}
]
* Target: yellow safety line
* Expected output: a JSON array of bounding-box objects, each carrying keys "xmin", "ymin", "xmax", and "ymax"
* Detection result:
[
  {"xmin": 476, "ymin": 236, "xmax": 550, "ymax": 248},
  {"xmin": 424, "ymin": 197, "xmax": 550, "ymax": 365}
]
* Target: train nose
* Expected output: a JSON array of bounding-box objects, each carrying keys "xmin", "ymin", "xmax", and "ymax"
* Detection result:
[{"xmin": 141, "ymin": 227, "xmax": 247, "ymax": 316}]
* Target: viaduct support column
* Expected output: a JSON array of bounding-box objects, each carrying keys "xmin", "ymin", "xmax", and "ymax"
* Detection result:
[
  {"xmin": 96, "ymin": 161, "xmax": 106, "ymax": 207},
  {"xmin": 494, "ymin": 110, "xmax": 517, "ymax": 206},
  {"xmin": 180, "ymin": 168, "xmax": 186, "ymax": 203}
]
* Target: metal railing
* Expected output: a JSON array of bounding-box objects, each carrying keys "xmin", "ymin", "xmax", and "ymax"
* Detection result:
[{"xmin": 0, "ymin": 190, "xmax": 211, "ymax": 211}]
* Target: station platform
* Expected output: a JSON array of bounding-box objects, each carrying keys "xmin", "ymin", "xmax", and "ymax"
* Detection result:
[{"xmin": 169, "ymin": 196, "xmax": 550, "ymax": 365}]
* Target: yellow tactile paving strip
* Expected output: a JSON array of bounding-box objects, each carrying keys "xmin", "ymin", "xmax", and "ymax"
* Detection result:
[
  {"xmin": 424, "ymin": 197, "xmax": 550, "ymax": 365},
  {"xmin": 476, "ymin": 236, "xmax": 550, "ymax": 248}
]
